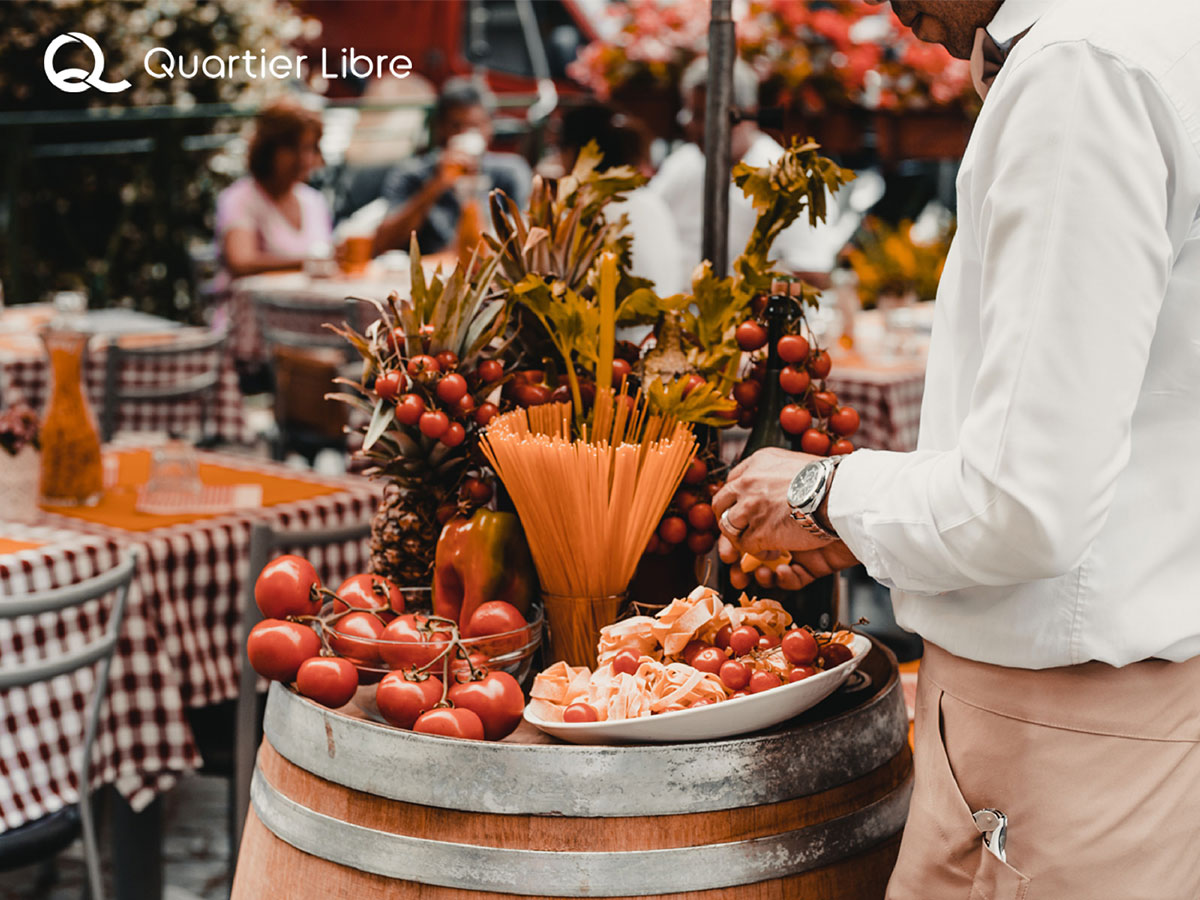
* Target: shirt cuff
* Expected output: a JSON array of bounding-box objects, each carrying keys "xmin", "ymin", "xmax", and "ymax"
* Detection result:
[{"xmin": 827, "ymin": 449, "xmax": 898, "ymax": 589}]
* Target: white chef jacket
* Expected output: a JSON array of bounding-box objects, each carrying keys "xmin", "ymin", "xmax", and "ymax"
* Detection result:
[{"xmin": 827, "ymin": 0, "xmax": 1200, "ymax": 668}]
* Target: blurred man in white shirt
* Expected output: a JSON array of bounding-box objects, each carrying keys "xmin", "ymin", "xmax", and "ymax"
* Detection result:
[{"xmin": 714, "ymin": 1, "xmax": 1200, "ymax": 895}]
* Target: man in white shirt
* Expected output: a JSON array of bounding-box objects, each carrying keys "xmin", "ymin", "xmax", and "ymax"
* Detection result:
[
  {"xmin": 649, "ymin": 57, "xmax": 845, "ymax": 285},
  {"xmin": 714, "ymin": 0, "xmax": 1200, "ymax": 895}
]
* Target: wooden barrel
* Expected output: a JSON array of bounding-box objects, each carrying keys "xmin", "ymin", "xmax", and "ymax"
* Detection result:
[{"xmin": 232, "ymin": 639, "xmax": 911, "ymax": 899}]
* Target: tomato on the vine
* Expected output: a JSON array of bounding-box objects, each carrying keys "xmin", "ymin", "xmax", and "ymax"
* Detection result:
[
  {"xmin": 682, "ymin": 374, "xmax": 706, "ymax": 396},
  {"xmin": 831, "ymin": 438, "xmax": 855, "ymax": 455},
  {"xmin": 462, "ymin": 477, "xmax": 493, "ymax": 504},
  {"xmin": 779, "ymin": 404, "xmax": 813, "ymax": 436},
  {"xmin": 749, "ymin": 670, "xmax": 782, "ymax": 693},
  {"xmin": 658, "ymin": 516, "xmax": 688, "ymax": 545},
  {"xmin": 296, "ymin": 657, "xmax": 358, "ymax": 708},
  {"xmin": 246, "ymin": 619, "xmax": 320, "ymax": 682},
  {"xmin": 719, "ymin": 659, "xmax": 750, "ymax": 690},
  {"xmin": 729, "ymin": 626, "xmax": 760, "ymax": 656},
  {"xmin": 440, "ymin": 422, "xmax": 466, "ymax": 448},
  {"xmin": 414, "ymin": 707, "xmax": 485, "ymax": 740},
  {"xmin": 463, "ymin": 601, "xmax": 528, "ymax": 656},
  {"xmin": 611, "ymin": 359, "xmax": 633, "ymax": 385},
  {"xmin": 407, "ymin": 355, "xmax": 441, "ymax": 379},
  {"xmin": 820, "ymin": 642, "xmax": 854, "ymax": 669},
  {"xmin": 777, "ymin": 334, "xmax": 810, "ymax": 364},
  {"xmin": 779, "ymin": 366, "xmax": 811, "ymax": 395},
  {"xmin": 379, "ymin": 615, "xmax": 450, "ymax": 669},
  {"xmin": 812, "ymin": 390, "xmax": 838, "ymax": 417},
  {"xmin": 674, "ymin": 489, "xmax": 699, "ymax": 512},
  {"xmin": 419, "ymin": 410, "xmax": 450, "ymax": 439},
  {"xmin": 477, "ymin": 359, "xmax": 504, "ymax": 383},
  {"xmin": 789, "ymin": 665, "xmax": 819, "ymax": 683},
  {"xmin": 830, "ymin": 406, "xmax": 860, "ymax": 437},
  {"xmin": 782, "ymin": 628, "xmax": 819, "ymax": 665},
  {"xmin": 447, "ymin": 671, "xmax": 524, "ymax": 740},
  {"xmin": 687, "ymin": 531, "xmax": 716, "ymax": 555},
  {"xmin": 334, "ymin": 574, "xmax": 403, "ymax": 617},
  {"xmin": 691, "ymin": 646, "xmax": 726, "ymax": 675},
  {"xmin": 732, "ymin": 380, "xmax": 761, "ymax": 408},
  {"xmin": 434, "ymin": 350, "xmax": 459, "ymax": 372},
  {"xmin": 758, "ymin": 633, "xmax": 781, "ymax": 651},
  {"xmin": 714, "ymin": 625, "xmax": 733, "ymax": 650},
  {"xmin": 683, "ymin": 457, "xmax": 708, "ymax": 485},
  {"xmin": 687, "ymin": 503, "xmax": 717, "ymax": 532},
  {"xmin": 254, "ymin": 555, "xmax": 321, "ymax": 619},
  {"xmin": 436, "ymin": 373, "xmax": 468, "ymax": 405},
  {"xmin": 808, "ymin": 350, "xmax": 832, "ymax": 379},
  {"xmin": 375, "ymin": 370, "xmax": 404, "ymax": 402},
  {"xmin": 735, "ymin": 321, "xmax": 768, "ymax": 352},
  {"xmin": 800, "ymin": 429, "xmax": 832, "ymax": 456},
  {"xmin": 329, "ymin": 611, "xmax": 385, "ymax": 663},
  {"xmin": 475, "ymin": 402, "xmax": 499, "ymax": 426},
  {"xmin": 563, "ymin": 703, "xmax": 599, "ymax": 723},
  {"xmin": 396, "ymin": 394, "xmax": 426, "ymax": 426},
  {"xmin": 376, "ymin": 672, "xmax": 443, "ymax": 729}
]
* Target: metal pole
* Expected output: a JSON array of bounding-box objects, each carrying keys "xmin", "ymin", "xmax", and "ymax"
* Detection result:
[{"xmin": 701, "ymin": 0, "xmax": 735, "ymax": 277}]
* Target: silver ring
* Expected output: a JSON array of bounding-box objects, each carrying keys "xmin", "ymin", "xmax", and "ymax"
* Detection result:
[{"xmin": 720, "ymin": 509, "xmax": 746, "ymax": 538}]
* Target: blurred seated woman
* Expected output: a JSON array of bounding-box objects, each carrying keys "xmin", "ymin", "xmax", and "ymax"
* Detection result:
[{"xmin": 215, "ymin": 100, "xmax": 332, "ymax": 283}]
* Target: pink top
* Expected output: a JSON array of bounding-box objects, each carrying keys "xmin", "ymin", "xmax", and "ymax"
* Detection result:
[{"xmin": 214, "ymin": 177, "xmax": 332, "ymax": 286}]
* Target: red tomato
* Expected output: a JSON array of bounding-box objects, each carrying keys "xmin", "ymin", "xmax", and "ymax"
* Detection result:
[
  {"xmin": 463, "ymin": 601, "xmax": 528, "ymax": 656},
  {"xmin": 334, "ymin": 574, "xmax": 403, "ymax": 617},
  {"xmin": 687, "ymin": 531, "xmax": 716, "ymax": 555},
  {"xmin": 779, "ymin": 404, "xmax": 813, "ymax": 436},
  {"xmin": 454, "ymin": 395, "xmax": 477, "ymax": 419},
  {"xmin": 551, "ymin": 384, "xmax": 571, "ymax": 404},
  {"xmin": 254, "ymin": 555, "xmax": 320, "ymax": 619},
  {"xmin": 789, "ymin": 665, "xmax": 819, "ymax": 683},
  {"xmin": 735, "ymin": 320, "xmax": 768, "ymax": 351},
  {"xmin": 435, "ymin": 350, "xmax": 459, "ymax": 372},
  {"xmin": 563, "ymin": 703, "xmax": 599, "ymax": 723},
  {"xmin": 714, "ymin": 625, "xmax": 733, "ymax": 650},
  {"xmin": 758, "ymin": 634, "xmax": 781, "ymax": 651},
  {"xmin": 819, "ymin": 642, "xmax": 854, "ymax": 669},
  {"xmin": 674, "ymin": 489, "xmax": 699, "ymax": 513},
  {"xmin": 475, "ymin": 402, "xmax": 500, "ymax": 426},
  {"xmin": 419, "ymin": 410, "xmax": 450, "ymax": 439},
  {"xmin": 406, "ymin": 354, "xmax": 441, "ymax": 379},
  {"xmin": 777, "ymin": 334, "xmax": 810, "ymax": 364},
  {"xmin": 682, "ymin": 457, "xmax": 708, "ymax": 485},
  {"xmin": 830, "ymin": 405, "xmax": 860, "ymax": 437},
  {"xmin": 376, "ymin": 672, "xmax": 443, "ymax": 729},
  {"xmin": 414, "ymin": 707, "xmax": 485, "ymax": 740},
  {"xmin": 462, "ymin": 477, "xmax": 493, "ymax": 504},
  {"xmin": 450, "ymin": 652, "xmax": 491, "ymax": 684},
  {"xmin": 779, "ymin": 366, "xmax": 811, "ymax": 395},
  {"xmin": 447, "ymin": 671, "xmax": 525, "ymax": 740},
  {"xmin": 329, "ymin": 611, "xmax": 385, "ymax": 664},
  {"xmin": 719, "ymin": 659, "xmax": 750, "ymax": 690},
  {"xmin": 681, "ymin": 374, "xmax": 706, "ymax": 396},
  {"xmin": 440, "ymin": 422, "xmax": 466, "ymax": 448},
  {"xmin": 749, "ymin": 670, "xmax": 782, "ymax": 693},
  {"xmin": 611, "ymin": 358, "xmax": 633, "ymax": 385},
  {"xmin": 732, "ymin": 380, "xmax": 761, "ymax": 408},
  {"xmin": 728, "ymin": 626, "xmax": 760, "ymax": 657},
  {"xmin": 691, "ymin": 646, "xmax": 726, "ymax": 675},
  {"xmin": 812, "ymin": 390, "xmax": 838, "ymax": 417},
  {"xmin": 396, "ymin": 393, "xmax": 426, "ymax": 426},
  {"xmin": 737, "ymin": 407, "xmax": 756, "ymax": 429},
  {"xmin": 808, "ymin": 349, "xmax": 832, "ymax": 379},
  {"xmin": 386, "ymin": 326, "xmax": 406, "ymax": 354},
  {"xmin": 681, "ymin": 640, "xmax": 708, "ymax": 665},
  {"xmin": 246, "ymin": 619, "xmax": 320, "ymax": 682},
  {"xmin": 782, "ymin": 628, "xmax": 819, "ymax": 665},
  {"xmin": 644, "ymin": 535, "xmax": 663, "ymax": 556},
  {"xmin": 729, "ymin": 690, "xmax": 750, "ymax": 699},
  {"xmin": 658, "ymin": 516, "xmax": 688, "ymax": 545},
  {"xmin": 375, "ymin": 370, "xmax": 405, "ymax": 402},
  {"xmin": 612, "ymin": 648, "xmax": 641, "ymax": 676},
  {"xmin": 687, "ymin": 502, "xmax": 717, "ymax": 532},
  {"xmin": 477, "ymin": 359, "xmax": 504, "ymax": 383},
  {"xmin": 831, "ymin": 439, "xmax": 854, "ymax": 455},
  {"xmin": 435, "ymin": 373, "xmax": 468, "ymax": 405},
  {"xmin": 296, "ymin": 657, "xmax": 358, "ymax": 708},
  {"xmin": 379, "ymin": 615, "xmax": 450, "ymax": 669},
  {"xmin": 800, "ymin": 429, "xmax": 832, "ymax": 456}
]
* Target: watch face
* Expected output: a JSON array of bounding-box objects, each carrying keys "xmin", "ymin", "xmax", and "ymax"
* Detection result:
[{"xmin": 789, "ymin": 463, "xmax": 823, "ymax": 509}]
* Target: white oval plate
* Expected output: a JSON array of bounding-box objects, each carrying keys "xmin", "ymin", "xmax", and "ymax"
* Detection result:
[{"xmin": 523, "ymin": 634, "xmax": 871, "ymax": 744}]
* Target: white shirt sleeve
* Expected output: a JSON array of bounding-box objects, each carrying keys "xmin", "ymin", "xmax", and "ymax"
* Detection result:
[{"xmin": 827, "ymin": 41, "xmax": 1180, "ymax": 594}]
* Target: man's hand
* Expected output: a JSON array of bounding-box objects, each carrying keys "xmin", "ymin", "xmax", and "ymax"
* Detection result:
[
  {"xmin": 719, "ymin": 536, "xmax": 860, "ymax": 590},
  {"xmin": 435, "ymin": 147, "xmax": 480, "ymax": 190},
  {"xmin": 712, "ymin": 447, "xmax": 832, "ymax": 555}
]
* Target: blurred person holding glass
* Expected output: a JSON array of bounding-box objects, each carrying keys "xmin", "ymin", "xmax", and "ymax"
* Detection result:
[
  {"xmin": 215, "ymin": 99, "xmax": 332, "ymax": 285},
  {"xmin": 371, "ymin": 78, "xmax": 532, "ymax": 257}
]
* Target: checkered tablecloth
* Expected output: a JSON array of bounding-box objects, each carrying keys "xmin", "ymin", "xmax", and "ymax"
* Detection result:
[
  {"xmin": 0, "ymin": 330, "xmax": 250, "ymax": 445},
  {"xmin": 827, "ymin": 362, "xmax": 926, "ymax": 453},
  {"xmin": 0, "ymin": 454, "xmax": 380, "ymax": 830}
]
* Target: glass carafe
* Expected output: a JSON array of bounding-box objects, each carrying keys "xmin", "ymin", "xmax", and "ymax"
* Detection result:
[{"xmin": 39, "ymin": 330, "xmax": 103, "ymax": 506}]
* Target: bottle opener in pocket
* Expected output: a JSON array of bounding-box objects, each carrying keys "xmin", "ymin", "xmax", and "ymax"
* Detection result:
[{"xmin": 972, "ymin": 808, "xmax": 1008, "ymax": 862}]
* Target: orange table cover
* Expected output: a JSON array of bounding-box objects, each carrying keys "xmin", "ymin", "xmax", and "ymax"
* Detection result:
[{"xmin": 0, "ymin": 537, "xmax": 46, "ymax": 555}]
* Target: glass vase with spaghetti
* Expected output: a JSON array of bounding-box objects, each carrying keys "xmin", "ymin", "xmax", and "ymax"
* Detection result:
[{"xmin": 481, "ymin": 391, "xmax": 697, "ymax": 667}]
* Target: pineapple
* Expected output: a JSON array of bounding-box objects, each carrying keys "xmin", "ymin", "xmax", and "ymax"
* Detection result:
[{"xmin": 369, "ymin": 480, "xmax": 440, "ymax": 586}]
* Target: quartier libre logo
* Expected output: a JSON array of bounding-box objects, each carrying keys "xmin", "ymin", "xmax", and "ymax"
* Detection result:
[{"xmin": 43, "ymin": 32, "xmax": 413, "ymax": 93}]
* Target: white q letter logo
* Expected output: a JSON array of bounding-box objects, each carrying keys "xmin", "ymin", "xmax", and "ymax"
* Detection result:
[{"xmin": 44, "ymin": 33, "xmax": 132, "ymax": 93}]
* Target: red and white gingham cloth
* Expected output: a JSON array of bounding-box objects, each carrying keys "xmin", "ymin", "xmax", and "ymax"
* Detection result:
[
  {"xmin": 0, "ymin": 331, "xmax": 250, "ymax": 445},
  {"xmin": 0, "ymin": 455, "xmax": 380, "ymax": 831},
  {"xmin": 827, "ymin": 364, "xmax": 926, "ymax": 453}
]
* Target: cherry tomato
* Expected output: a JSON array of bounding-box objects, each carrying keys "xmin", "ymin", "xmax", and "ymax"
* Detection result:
[
  {"xmin": 714, "ymin": 625, "xmax": 733, "ymax": 650},
  {"xmin": 563, "ymin": 703, "xmax": 599, "ymax": 723},
  {"xmin": 475, "ymin": 402, "xmax": 500, "ymax": 426},
  {"xmin": 477, "ymin": 359, "xmax": 504, "ymax": 383},
  {"xmin": 687, "ymin": 503, "xmax": 717, "ymax": 532},
  {"xmin": 719, "ymin": 659, "xmax": 750, "ymax": 690},
  {"xmin": 691, "ymin": 646, "xmax": 726, "ymax": 675},
  {"xmin": 831, "ymin": 438, "xmax": 855, "ymax": 455},
  {"xmin": 644, "ymin": 534, "xmax": 663, "ymax": 556},
  {"xmin": 456, "ymin": 393, "xmax": 477, "ymax": 416},
  {"xmin": 749, "ymin": 670, "xmax": 782, "ymax": 693},
  {"xmin": 296, "ymin": 657, "xmax": 358, "ymax": 708},
  {"xmin": 758, "ymin": 633, "xmax": 781, "ymax": 651},
  {"xmin": 375, "ymin": 370, "xmax": 405, "ymax": 401},
  {"xmin": 407, "ymin": 354, "xmax": 441, "ymax": 379},
  {"xmin": 808, "ymin": 349, "xmax": 832, "ymax": 379},
  {"xmin": 737, "ymin": 407, "xmax": 756, "ymax": 429},
  {"xmin": 820, "ymin": 642, "xmax": 854, "ymax": 669},
  {"xmin": 435, "ymin": 350, "xmax": 459, "ymax": 372},
  {"xmin": 463, "ymin": 601, "xmax": 528, "ymax": 656},
  {"xmin": 435, "ymin": 373, "xmax": 468, "ymax": 405},
  {"xmin": 334, "ymin": 573, "xmax": 404, "ymax": 617},
  {"xmin": 463, "ymin": 477, "xmax": 493, "ymax": 504},
  {"xmin": 611, "ymin": 358, "xmax": 633, "ymax": 385},
  {"xmin": 379, "ymin": 615, "xmax": 450, "ymax": 669},
  {"xmin": 376, "ymin": 672, "xmax": 443, "ymax": 729},
  {"xmin": 789, "ymin": 665, "xmax": 819, "ymax": 683},
  {"xmin": 674, "ymin": 489, "xmax": 699, "ymax": 513},
  {"xmin": 419, "ymin": 410, "xmax": 450, "ymax": 439},
  {"xmin": 830, "ymin": 406, "xmax": 860, "ymax": 437},
  {"xmin": 779, "ymin": 366, "xmax": 811, "ymax": 395},
  {"xmin": 729, "ymin": 625, "xmax": 761, "ymax": 657},
  {"xmin": 440, "ymin": 422, "xmax": 466, "ymax": 448},
  {"xmin": 681, "ymin": 640, "xmax": 709, "ymax": 665},
  {"xmin": 779, "ymin": 404, "xmax": 813, "ymax": 436},
  {"xmin": 414, "ymin": 707, "xmax": 485, "ymax": 740},
  {"xmin": 735, "ymin": 320, "xmax": 768, "ymax": 352},
  {"xmin": 732, "ymin": 380, "xmax": 761, "ymax": 408},
  {"xmin": 658, "ymin": 516, "xmax": 688, "ymax": 545},
  {"xmin": 782, "ymin": 628, "xmax": 820, "ymax": 665},
  {"xmin": 812, "ymin": 390, "xmax": 838, "ymax": 417},
  {"xmin": 750, "ymin": 359, "xmax": 767, "ymax": 382},
  {"xmin": 329, "ymin": 611, "xmax": 385, "ymax": 664},
  {"xmin": 612, "ymin": 648, "xmax": 641, "ymax": 676},
  {"xmin": 729, "ymin": 690, "xmax": 750, "ymax": 699},
  {"xmin": 777, "ymin": 334, "xmax": 810, "ymax": 364},
  {"xmin": 800, "ymin": 429, "xmax": 832, "ymax": 456},
  {"xmin": 396, "ymin": 393, "xmax": 426, "ymax": 426},
  {"xmin": 447, "ymin": 671, "xmax": 525, "ymax": 740},
  {"xmin": 681, "ymin": 374, "xmax": 706, "ymax": 396},
  {"xmin": 450, "ymin": 651, "xmax": 491, "ymax": 684},
  {"xmin": 254, "ymin": 555, "xmax": 321, "ymax": 619},
  {"xmin": 386, "ymin": 326, "xmax": 406, "ymax": 354},
  {"xmin": 687, "ymin": 531, "xmax": 716, "ymax": 555},
  {"xmin": 246, "ymin": 619, "xmax": 320, "ymax": 682},
  {"xmin": 683, "ymin": 457, "xmax": 708, "ymax": 485},
  {"xmin": 436, "ymin": 504, "xmax": 457, "ymax": 526}
]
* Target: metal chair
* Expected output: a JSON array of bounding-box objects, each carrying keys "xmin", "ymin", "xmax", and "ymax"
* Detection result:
[
  {"xmin": 101, "ymin": 326, "xmax": 229, "ymax": 444},
  {"xmin": 0, "ymin": 552, "xmax": 137, "ymax": 900},
  {"xmin": 224, "ymin": 518, "xmax": 372, "ymax": 863}
]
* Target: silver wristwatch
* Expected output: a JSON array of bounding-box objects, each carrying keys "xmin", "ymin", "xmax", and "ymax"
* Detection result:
[{"xmin": 787, "ymin": 455, "xmax": 845, "ymax": 540}]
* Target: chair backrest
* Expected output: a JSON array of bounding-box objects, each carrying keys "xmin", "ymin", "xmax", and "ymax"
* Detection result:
[
  {"xmin": 252, "ymin": 294, "xmax": 362, "ymax": 356},
  {"xmin": 101, "ymin": 327, "xmax": 229, "ymax": 443}
]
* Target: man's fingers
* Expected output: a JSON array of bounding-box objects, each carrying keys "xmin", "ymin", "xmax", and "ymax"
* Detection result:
[
  {"xmin": 711, "ymin": 483, "xmax": 736, "ymax": 518},
  {"xmin": 730, "ymin": 567, "xmax": 750, "ymax": 590},
  {"xmin": 717, "ymin": 535, "xmax": 740, "ymax": 564},
  {"xmin": 794, "ymin": 550, "xmax": 834, "ymax": 579},
  {"xmin": 774, "ymin": 563, "xmax": 803, "ymax": 591},
  {"xmin": 788, "ymin": 563, "xmax": 817, "ymax": 588},
  {"xmin": 754, "ymin": 565, "xmax": 775, "ymax": 588}
]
